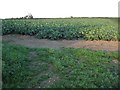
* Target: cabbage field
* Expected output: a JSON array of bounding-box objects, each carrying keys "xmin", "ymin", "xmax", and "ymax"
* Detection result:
[{"xmin": 2, "ymin": 18, "xmax": 118, "ymax": 40}]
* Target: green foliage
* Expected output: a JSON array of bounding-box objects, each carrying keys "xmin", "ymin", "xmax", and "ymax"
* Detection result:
[
  {"xmin": 2, "ymin": 18, "xmax": 118, "ymax": 40},
  {"xmin": 3, "ymin": 43, "xmax": 119, "ymax": 88},
  {"xmin": 2, "ymin": 43, "xmax": 56, "ymax": 88},
  {"xmin": 36, "ymin": 48, "xmax": 119, "ymax": 88},
  {"xmin": 2, "ymin": 43, "xmax": 30, "ymax": 88}
]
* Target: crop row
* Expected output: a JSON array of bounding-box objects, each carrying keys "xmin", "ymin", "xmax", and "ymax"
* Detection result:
[{"xmin": 2, "ymin": 18, "xmax": 118, "ymax": 40}]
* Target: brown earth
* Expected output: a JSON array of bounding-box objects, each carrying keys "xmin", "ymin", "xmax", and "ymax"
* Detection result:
[{"xmin": 2, "ymin": 34, "xmax": 120, "ymax": 52}]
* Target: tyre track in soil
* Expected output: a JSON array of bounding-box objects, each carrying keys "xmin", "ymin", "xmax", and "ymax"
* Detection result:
[
  {"xmin": 27, "ymin": 51, "xmax": 59, "ymax": 88},
  {"xmin": 2, "ymin": 34, "xmax": 119, "ymax": 52}
]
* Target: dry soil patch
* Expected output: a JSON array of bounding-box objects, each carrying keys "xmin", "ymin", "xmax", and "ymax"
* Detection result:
[{"xmin": 2, "ymin": 34, "xmax": 119, "ymax": 51}]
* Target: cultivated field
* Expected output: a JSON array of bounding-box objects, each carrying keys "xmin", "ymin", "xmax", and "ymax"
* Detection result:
[
  {"xmin": 2, "ymin": 18, "xmax": 120, "ymax": 88},
  {"xmin": 2, "ymin": 18, "xmax": 119, "ymax": 40}
]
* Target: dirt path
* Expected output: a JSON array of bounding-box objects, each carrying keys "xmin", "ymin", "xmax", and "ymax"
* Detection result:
[{"xmin": 2, "ymin": 34, "xmax": 119, "ymax": 51}]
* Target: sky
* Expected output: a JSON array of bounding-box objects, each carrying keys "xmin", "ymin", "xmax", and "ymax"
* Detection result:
[{"xmin": 0, "ymin": 0, "xmax": 119, "ymax": 18}]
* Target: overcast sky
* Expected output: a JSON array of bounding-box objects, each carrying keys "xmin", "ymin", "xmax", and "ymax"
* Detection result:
[{"xmin": 0, "ymin": 0, "xmax": 119, "ymax": 18}]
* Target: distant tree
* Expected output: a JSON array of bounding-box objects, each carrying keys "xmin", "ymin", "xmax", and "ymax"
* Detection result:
[
  {"xmin": 70, "ymin": 16, "xmax": 73, "ymax": 18},
  {"xmin": 24, "ymin": 13, "xmax": 33, "ymax": 19}
]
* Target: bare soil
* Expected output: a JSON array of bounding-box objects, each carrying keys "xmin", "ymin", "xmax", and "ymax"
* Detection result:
[{"xmin": 2, "ymin": 34, "xmax": 119, "ymax": 51}]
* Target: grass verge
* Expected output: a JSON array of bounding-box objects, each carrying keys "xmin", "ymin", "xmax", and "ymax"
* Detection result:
[{"xmin": 2, "ymin": 42, "xmax": 119, "ymax": 88}]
